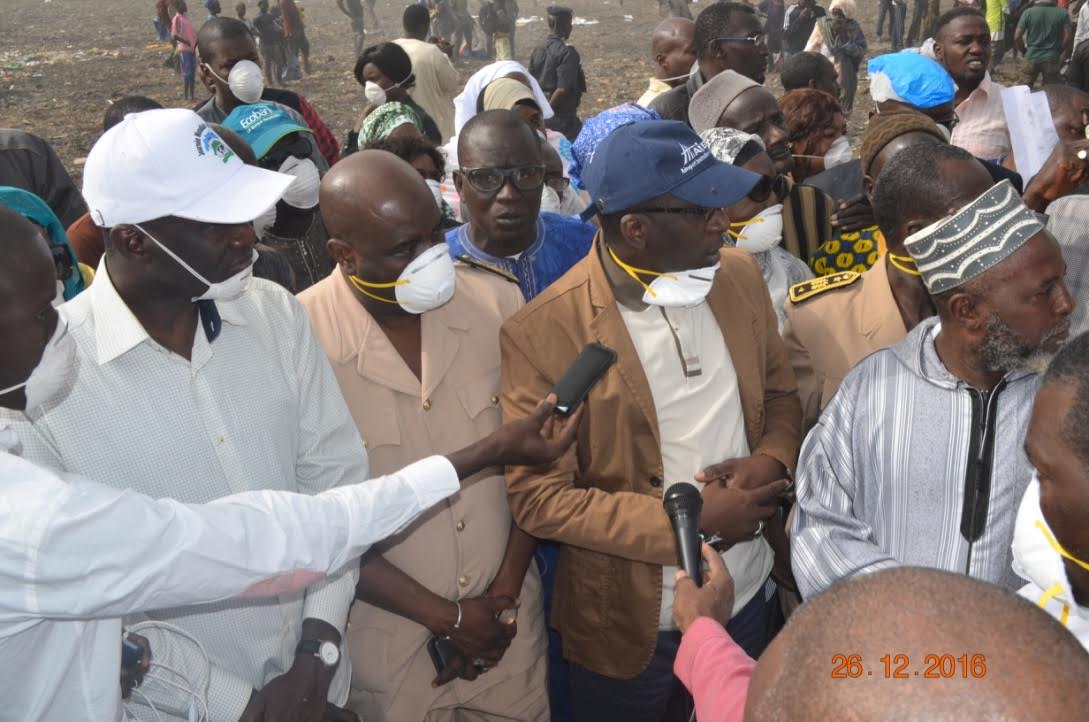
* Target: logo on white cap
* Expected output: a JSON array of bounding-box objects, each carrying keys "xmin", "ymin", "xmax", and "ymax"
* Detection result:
[{"xmin": 193, "ymin": 122, "xmax": 236, "ymax": 164}]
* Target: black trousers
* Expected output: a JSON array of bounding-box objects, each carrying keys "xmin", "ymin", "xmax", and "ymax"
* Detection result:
[{"xmin": 569, "ymin": 579, "xmax": 777, "ymax": 722}]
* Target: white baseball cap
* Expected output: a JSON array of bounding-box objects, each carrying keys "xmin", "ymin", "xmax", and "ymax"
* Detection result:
[{"xmin": 83, "ymin": 108, "xmax": 294, "ymax": 227}]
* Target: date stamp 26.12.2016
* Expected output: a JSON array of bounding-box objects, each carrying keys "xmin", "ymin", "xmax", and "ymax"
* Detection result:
[{"xmin": 831, "ymin": 654, "xmax": 988, "ymax": 680}]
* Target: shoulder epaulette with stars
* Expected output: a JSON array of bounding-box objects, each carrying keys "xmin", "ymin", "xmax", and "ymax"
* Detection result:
[
  {"xmin": 788, "ymin": 271, "xmax": 862, "ymax": 304},
  {"xmin": 455, "ymin": 254, "xmax": 519, "ymax": 283}
]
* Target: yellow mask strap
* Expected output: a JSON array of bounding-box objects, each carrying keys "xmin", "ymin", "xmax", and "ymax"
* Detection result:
[
  {"xmin": 1036, "ymin": 583, "xmax": 1072, "ymax": 626},
  {"xmin": 607, "ymin": 245, "xmax": 675, "ymax": 299},
  {"xmin": 349, "ymin": 273, "xmax": 409, "ymax": 305},
  {"xmin": 887, "ymin": 253, "xmax": 922, "ymax": 277},
  {"xmin": 1037, "ymin": 520, "xmax": 1089, "ymax": 573},
  {"xmin": 727, "ymin": 217, "xmax": 765, "ymax": 239}
]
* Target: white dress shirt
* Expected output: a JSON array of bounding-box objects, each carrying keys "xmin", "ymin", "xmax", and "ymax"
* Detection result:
[
  {"xmin": 0, "ymin": 428, "xmax": 458, "ymax": 722},
  {"xmin": 617, "ymin": 300, "xmax": 774, "ymax": 630},
  {"xmin": 1, "ymin": 266, "xmax": 368, "ymax": 721},
  {"xmin": 949, "ymin": 74, "xmax": 1011, "ymax": 163}
]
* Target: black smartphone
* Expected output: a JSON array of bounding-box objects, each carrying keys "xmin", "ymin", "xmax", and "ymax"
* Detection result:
[
  {"xmin": 427, "ymin": 635, "xmax": 457, "ymax": 674},
  {"xmin": 551, "ymin": 343, "xmax": 617, "ymax": 417}
]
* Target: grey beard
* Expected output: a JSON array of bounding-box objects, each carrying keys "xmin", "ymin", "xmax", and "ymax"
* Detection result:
[{"xmin": 979, "ymin": 313, "xmax": 1068, "ymax": 375}]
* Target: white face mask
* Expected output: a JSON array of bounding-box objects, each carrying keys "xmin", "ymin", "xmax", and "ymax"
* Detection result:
[
  {"xmin": 1012, "ymin": 476, "xmax": 1089, "ymax": 618},
  {"xmin": 936, "ymin": 123, "xmax": 952, "ymax": 141},
  {"xmin": 540, "ymin": 183, "xmax": 586, "ymax": 216},
  {"xmin": 53, "ymin": 280, "xmax": 66, "ymax": 307},
  {"xmin": 207, "ymin": 59, "xmax": 265, "ymax": 105},
  {"xmin": 608, "ymin": 245, "xmax": 718, "ymax": 308},
  {"xmin": 136, "ymin": 224, "xmax": 258, "ymax": 302},
  {"xmin": 364, "ymin": 81, "xmax": 388, "ymax": 105},
  {"xmin": 278, "ymin": 155, "xmax": 320, "ymax": 209},
  {"xmin": 0, "ymin": 315, "xmax": 78, "ymax": 413},
  {"xmin": 349, "ymin": 242, "xmax": 457, "ymax": 314},
  {"xmin": 729, "ymin": 203, "xmax": 784, "ymax": 253},
  {"xmin": 253, "ymin": 203, "xmax": 277, "ymax": 240},
  {"xmin": 823, "ymin": 135, "xmax": 853, "ymax": 169}
]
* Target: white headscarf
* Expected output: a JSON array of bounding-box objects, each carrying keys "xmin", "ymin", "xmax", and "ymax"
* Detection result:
[{"xmin": 453, "ymin": 61, "xmax": 554, "ymax": 134}]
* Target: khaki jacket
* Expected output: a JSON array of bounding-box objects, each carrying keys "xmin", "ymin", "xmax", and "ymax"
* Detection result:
[
  {"xmin": 782, "ymin": 257, "xmax": 908, "ymax": 432},
  {"xmin": 499, "ymin": 238, "xmax": 802, "ymax": 679}
]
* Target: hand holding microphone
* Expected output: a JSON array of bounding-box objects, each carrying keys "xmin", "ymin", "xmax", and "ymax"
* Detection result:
[
  {"xmin": 663, "ymin": 482, "xmax": 705, "ymax": 587},
  {"xmin": 673, "ymin": 544, "xmax": 736, "ymax": 633}
]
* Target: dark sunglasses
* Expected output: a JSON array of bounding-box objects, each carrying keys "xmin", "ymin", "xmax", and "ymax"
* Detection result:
[
  {"xmin": 461, "ymin": 164, "xmax": 546, "ymax": 193},
  {"xmin": 633, "ymin": 206, "xmax": 723, "ymax": 221},
  {"xmin": 747, "ymin": 174, "xmax": 790, "ymax": 203}
]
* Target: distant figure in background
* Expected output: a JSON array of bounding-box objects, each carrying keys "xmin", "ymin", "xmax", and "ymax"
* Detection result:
[
  {"xmin": 154, "ymin": 0, "xmax": 174, "ymax": 41},
  {"xmin": 171, "ymin": 0, "xmax": 198, "ymax": 99},
  {"xmin": 876, "ymin": 0, "xmax": 892, "ymax": 39},
  {"xmin": 806, "ymin": 0, "xmax": 866, "ymax": 112},
  {"xmin": 204, "ymin": 0, "xmax": 222, "ymax": 19},
  {"xmin": 280, "ymin": 0, "xmax": 311, "ymax": 75},
  {"xmin": 905, "ymin": 0, "xmax": 927, "ymax": 45},
  {"xmin": 337, "ymin": 0, "xmax": 366, "ymax": 57},
  {"xmin": 365, "ymin": 0, "xmax": 381, "ymax": 31},
  {"xmin": 661, "ymin": 0, "xmax": 694, "ymax": 19},
  {"xmin": 235, "ymin": 1, "xmax": 253, "ymax": 32},
  {"xmin": 760, "ymin": 0, "xmax": 787, "ymax": 71},
  {"xmin": 637, "ymin": 17, "xmax": 696, "ymax": 107},
  {"xmin": 254, "ymin": 0, "xmax": 286, "ymax": 85},
  {"xmin": 496, "ymin": 0, "xmax": 519, "ymax": 59},
  {"xmin": 396, "ymin": 4, "xmax": 460, "ymax": 141},
  {"xmin": 783, "ymin": 0, "xmax": 827, "ymax": 60},
  {"xmin": 1016, "ymin": 0, "xmax": 1073, "ymax": 87},
  {"xmin": 529, "ymin": 6, "xmax": 586, "ymax": 140}
]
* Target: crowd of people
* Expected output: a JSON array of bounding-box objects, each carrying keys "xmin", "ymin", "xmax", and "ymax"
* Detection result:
[{"xmin": 5, "ymin": 0, "xmax": 1089, "ymax": 721}]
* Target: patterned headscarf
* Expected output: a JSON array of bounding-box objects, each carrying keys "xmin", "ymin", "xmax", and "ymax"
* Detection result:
[
  {"xmin": 361, "ymin": 102, "xmax": 423, "ymax": 147},
  {"xmin": 570, "ymin": 103, "xmax": 660, "ymax": 189},
  {"xmin": 699, "ymin": 128, "xmax": 765, "ymax": 166},
  {"xmin": 0, "ymin": 186, "xmax": 86, "ymax": 300}
]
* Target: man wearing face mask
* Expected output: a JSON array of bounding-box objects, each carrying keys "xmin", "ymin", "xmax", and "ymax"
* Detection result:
[
  {"xmin": 223, "ymin": 101, "xmax": 333, "ymax": 291},
  {"xmin": 1, "ymin": 107, "xmax": 364, "ymax": 722},
  {"xmin": 500, "ymin": 121, "xmax": 802, "ymax": 722},
  {"xmin": 792, "ymin": 178, "xmax": 1074, "ymax": 599},
  {"xmin": 299, "ymin": 150, "xmax": 551, "ymax": 722},
  {"xmin": 1012, "ymin": 331, "xmax": 1089, "ymax": 650},
  {"xmin": 699, "ymin": 128, "xmax": 812, "ymax": 333},
  {"xmin": 0, "ymin": 205, "xmax": 578, "ymax": 722},
  {"xmin": 194, "ymin": 17, "xmax": 339, "ymax": 168},
  {"xmin": 636, "ymin": 17, "xmax": 696, "ymax": 109}
]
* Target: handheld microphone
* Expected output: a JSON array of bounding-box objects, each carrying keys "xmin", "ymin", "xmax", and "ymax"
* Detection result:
[{"xmin": 663, "ymin": 482, "xmax": 704, "ymax": 587}]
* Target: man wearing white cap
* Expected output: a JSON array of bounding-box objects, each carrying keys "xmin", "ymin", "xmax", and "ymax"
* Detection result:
[
  {"xmin": 2, "ymin": 108, "xmax": 374, "ymax": 721},
  {"xmin": 0, "ymin": 204, "xmax": 579, "ymax": 722},
  {"xmin": 792, "ymin": 180, "xmax": 1074, "ymax": 599}
]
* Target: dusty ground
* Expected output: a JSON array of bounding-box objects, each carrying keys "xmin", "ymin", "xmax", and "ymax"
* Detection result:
[{"xmin": 1, "ymin": 0, "xmax": 1023, "ymax": 184}]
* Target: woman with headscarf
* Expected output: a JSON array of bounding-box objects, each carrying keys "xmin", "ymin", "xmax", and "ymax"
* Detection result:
[
  {"xmin": 345, "ymin": 41, "xmax": 441, "ymax": 154},
  {"xmin": 699, "ymin": 129, "xmax": 812, "ymax": 332},
  {"xmin": 0, "ymin": 186, "xmax": 88, "ymax": 302},
  {"xmin": 360, "ymin": 101, "xmax": 425, "ymax": 146},
  {"xmin": 805, "ymin": 0, "xmax": 867, "ymax": 112},
  {"xmin": 452, "ymin": 60, "xmax": 553, "ymax": 136}
]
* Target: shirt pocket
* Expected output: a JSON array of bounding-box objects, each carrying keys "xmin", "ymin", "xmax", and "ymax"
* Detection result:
[
  {"xmin": 356, "ymin": 386, "xmax": 402, "ymax": 453},
  {"xmin": 455, "ymin": 371, "xmax": 501, "ymax": 426}
]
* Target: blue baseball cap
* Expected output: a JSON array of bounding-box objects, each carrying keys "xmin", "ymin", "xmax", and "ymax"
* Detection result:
[
  {"xmin": 222, "ymin": 102, "xmax": 311, "ymax": 160},
  {"xmin": 581, "ymin": 120, "xmax": 760, "ymax": 217}
]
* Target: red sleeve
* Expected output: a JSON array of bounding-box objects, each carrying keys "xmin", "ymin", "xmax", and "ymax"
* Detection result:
[
  {"xmin": 673, "ymin": 617, "xmax": 755, "ymax": 722},
  {"xmin": 296, "ymin": 94, "xmax": 340, "ymax": 166}
]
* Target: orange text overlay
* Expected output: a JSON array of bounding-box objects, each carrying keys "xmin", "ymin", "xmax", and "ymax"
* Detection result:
[{"xmin": 831, "ymin": 654, "xmax": 988, "ymax": 679}]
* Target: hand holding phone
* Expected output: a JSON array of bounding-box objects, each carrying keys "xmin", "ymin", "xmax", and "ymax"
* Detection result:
[{"xmin": 551, "ymin": 342, "xmax": 617, "ymax": 417}]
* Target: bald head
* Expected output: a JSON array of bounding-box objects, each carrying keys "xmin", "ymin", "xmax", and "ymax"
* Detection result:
[
  {"xmin": 652, "ymin": 17, "xmax": 696, "ymax": 83},
  {"xmin": 746, "ymin": 568, "xmax": 1089, "ymax": 721},
  {"xmin": 320, "ymin": 150, "xmax": 437, "ymax": 246},
  {"xmin": 457, "ymin": 109, "xmax": 542, "ymax": 167}
]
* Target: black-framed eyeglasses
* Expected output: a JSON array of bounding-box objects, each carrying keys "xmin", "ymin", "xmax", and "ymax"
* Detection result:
[
  {"xmin": 712, "ymin": 33, "xmax": 767, "ymax": 48},
  {"xmin": 633, "ymin": 206, "xmax": 723, "ymax": 221},
  {"xmin": 748, "ymin": 174, "xmax": 790, "ymax": 204},
  {"xmin": 460, "ymin": 164, "xmax": 546, "ymax": 193}
]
